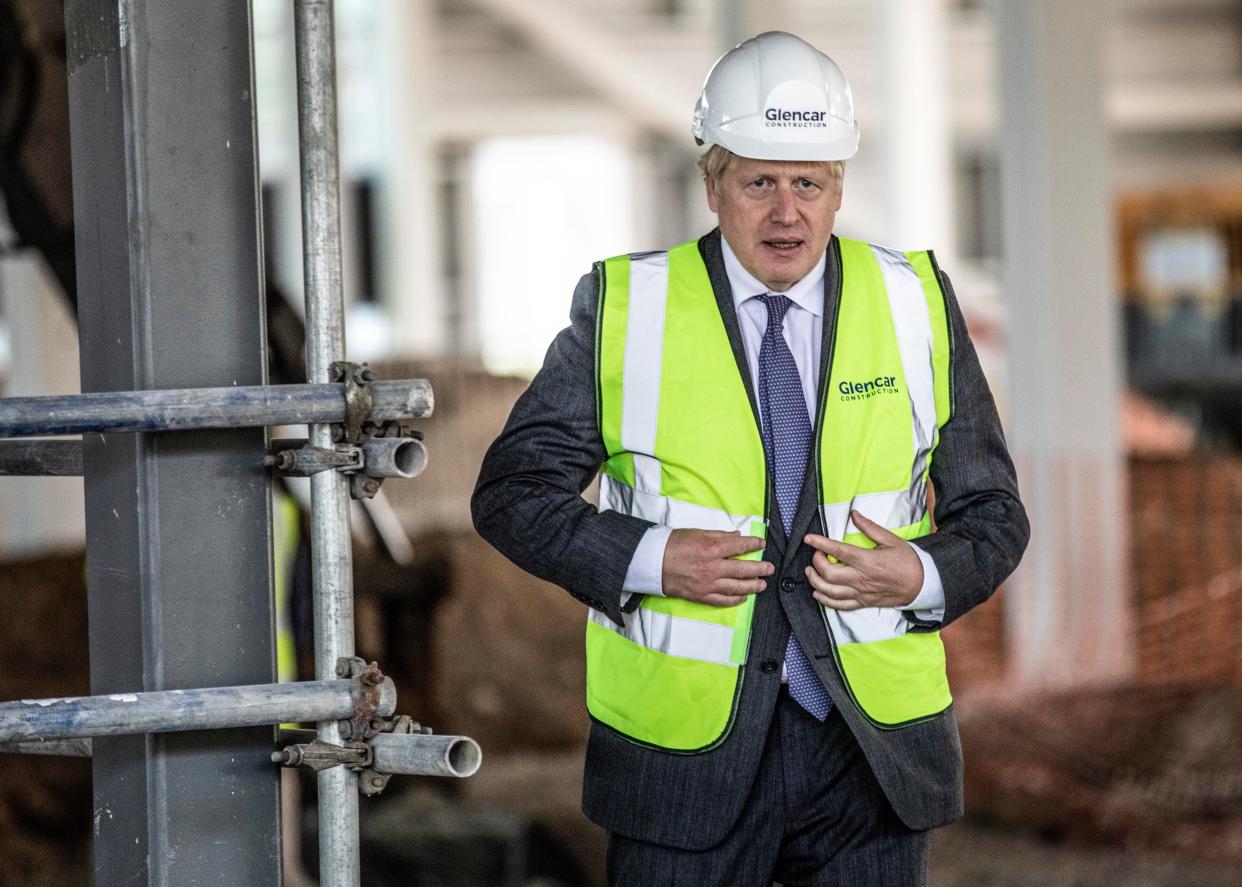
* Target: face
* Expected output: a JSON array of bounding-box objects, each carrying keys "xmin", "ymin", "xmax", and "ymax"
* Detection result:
[{"xmin": 705, "ymin": 156, "xmax": 842, "ymax": 293}]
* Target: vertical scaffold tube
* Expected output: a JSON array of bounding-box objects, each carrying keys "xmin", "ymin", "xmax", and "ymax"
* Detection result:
[{"xmin": 293, "ymin": 2, "xmax": 359, "ymax": 886}]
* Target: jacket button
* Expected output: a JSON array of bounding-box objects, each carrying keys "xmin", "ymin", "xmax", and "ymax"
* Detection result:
[
  {"xmin": 759, "ymin": 659, "xmax": 778, "ymax": 674},
  {"xmin": 780, "ymin": 577, "xmax": 796, "ymax": 593}
]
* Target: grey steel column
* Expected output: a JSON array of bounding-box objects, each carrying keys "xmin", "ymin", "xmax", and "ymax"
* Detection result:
[
  {"xmin": 293, "ymin": 2, "xmax": 360, "ymax": 885},
  {"xmin": 994, "ymin": 0, "xmax": 1133, "ymax": 686},
  {"xmin": 65, "ymin": 2, "xmax": 281, "ymax": 884}
]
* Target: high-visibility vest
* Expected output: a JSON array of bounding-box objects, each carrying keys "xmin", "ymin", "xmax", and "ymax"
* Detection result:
[
  {"xmin": 272, "ymin": 489, "xmax": 301, "ymax": 684},
  {"xmin": 589, "ymin": 236, "xmax": 954, "ymax": 752}
]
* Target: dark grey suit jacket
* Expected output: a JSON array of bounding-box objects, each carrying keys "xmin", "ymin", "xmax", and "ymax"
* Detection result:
[{"xmin": 472, "ymin": 230, "xmax": 1029, "ymax": 850}]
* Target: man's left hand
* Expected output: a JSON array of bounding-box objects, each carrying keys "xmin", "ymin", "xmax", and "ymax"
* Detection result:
[{"xmin": 803, "ymin": 510, "xmax": 923, "ymax": 610}]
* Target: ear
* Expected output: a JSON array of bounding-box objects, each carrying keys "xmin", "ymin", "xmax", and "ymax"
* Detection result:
[
  {"xmin": 832, "ymin": 178, "xmax": 843, "ymax": 212},
  {"xmin": 704, "ymin": 175, "xmax": 720, "ymax": 214}
]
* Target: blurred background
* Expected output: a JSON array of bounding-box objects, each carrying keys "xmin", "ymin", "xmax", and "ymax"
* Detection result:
[{"xmin": 1, "ymin": 0, "xmax": 1241, "ymax": 884}]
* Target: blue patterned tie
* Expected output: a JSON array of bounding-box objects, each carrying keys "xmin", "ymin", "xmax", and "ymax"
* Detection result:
[{"xmin": 757, "ymin": 294, "xmax": 832, "ymax": 721}]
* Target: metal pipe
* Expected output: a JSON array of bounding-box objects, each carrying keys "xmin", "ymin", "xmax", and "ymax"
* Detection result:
[
  {"xmin": 276, "ymin": 729, "xmax": 482, "ymax": 778},
  {"xmin": 0, "ymin": 679, "xmax": 396, "ymax": 744},
  {"xmin": 361, "ymin": 490, "xmax": 416, "ymax": 566},
  {"xmin": 0, "ymin": 738, "xmax": 92, "ymax": 756},
  {"xmin": 294, "ymin": 0, "xmax": 359, "ymax": 884},
  {"xmin": 0, "ymin": 380, "xmax": 432, "ymax": 438},
  {"xmin": 0, "ymin": 440, "xmax": 83, "ymax": 475},
  {"xmin": 369, "ymin": 732, "xmax": 482, "ymax": 779},
  {"xmin": 361, "ymin": 436, "xmax": 428, "ymax": 479}
]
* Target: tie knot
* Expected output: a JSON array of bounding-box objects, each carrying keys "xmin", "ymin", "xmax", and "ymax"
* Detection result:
[{"xmin": 759, "ymin": 293, "xmax": 792, "ymax": 331}]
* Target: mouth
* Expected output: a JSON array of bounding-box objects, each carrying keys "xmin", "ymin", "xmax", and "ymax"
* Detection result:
[{"xmin": 762, "ymin": 238, "xmax": 804, "ymax": 256}]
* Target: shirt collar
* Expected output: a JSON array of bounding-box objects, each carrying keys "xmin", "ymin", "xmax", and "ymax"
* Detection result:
[{"xmin": 720, "ymin": 233, "xmax": 827, "ymax": 319}]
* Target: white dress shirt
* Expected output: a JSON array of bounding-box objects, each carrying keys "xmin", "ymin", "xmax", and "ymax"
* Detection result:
[{"xmin": 619, "ymin": 235, "xmax": 945, "ymax": 623}]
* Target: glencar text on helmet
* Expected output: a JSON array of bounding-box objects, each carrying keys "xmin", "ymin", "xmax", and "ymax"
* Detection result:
[{"xmin": 764, "ymin": 108, "xmax": 828, "ymax": 127}]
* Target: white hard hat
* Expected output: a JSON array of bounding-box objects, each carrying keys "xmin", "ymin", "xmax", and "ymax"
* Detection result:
[{"xmin": 692, "ymin": 31, "xmax": 860, "ymax": 162}]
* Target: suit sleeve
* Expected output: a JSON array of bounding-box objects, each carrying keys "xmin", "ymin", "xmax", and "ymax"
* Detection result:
[
  {"xmin": 909, "ymin": 268, "xmax": 1031, "ymax": 627},
  {"xmin": 471, "ymin": 268, "xmax": 654, "ymax": 625}
]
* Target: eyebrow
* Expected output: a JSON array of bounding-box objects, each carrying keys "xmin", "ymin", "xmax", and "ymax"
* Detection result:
[{"xmin": 743, "ymin": 170, "xmax": 825, "ymax": 182}]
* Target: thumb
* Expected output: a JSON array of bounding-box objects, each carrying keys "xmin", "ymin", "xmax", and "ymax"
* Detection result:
[{"xmin": 851, "ymin": 509, "xmax": 900, "ymax": 547}]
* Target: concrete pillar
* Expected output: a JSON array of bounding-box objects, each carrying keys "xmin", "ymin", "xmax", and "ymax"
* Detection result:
[
  {"xmin": 377, "ymin": 0, "xmax": 445, "ymax": 358},
  {"xmin": 876, "ymin": 0, "xmax": 957, "ymax": 259},
  {"xmin": 994, "ymin": 0, "xmax": 1132, "ymax": 687}
]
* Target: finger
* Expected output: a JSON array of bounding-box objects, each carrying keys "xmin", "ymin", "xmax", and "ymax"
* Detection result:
[
  {"xmin": 808, "ymin": 555, "xmax": 862, "ymax": 587},
  {"xmin": 851, "ymin": 509, "xmax": 901, "ymax": 547},
  {"xmin": 710, "ymin": 577, "xmax": 768, "ymax": 596},
  {"xmin": 701, "ymin": 593, "xmax": 753, "ymax": 608},
  {"xmin": 813, "ymin": 590, "xmax": 864, "ymax": 611},
  {"xmin": 803, "ymin": 533, "xmax": 862, "ymax": 565},
  {"xmin": 718, "ymin": 558, "xmax": 776, "ymax": 580},
  {"xmin": 804, "ymin": 566, "xmax": 858, "ymax": 600},
  {"xmin": 715, "ymin": 533, "xmax": 768, "ymax": 559}
]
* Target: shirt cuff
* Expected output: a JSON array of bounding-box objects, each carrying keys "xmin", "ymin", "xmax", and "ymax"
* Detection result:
[
  {"xmin": 904, "ymin": 542, "xmax": 945, "ymax": 623},
  {"xmin": 618, "ymin": 525, "xmax": 672, "ymax": 609}
]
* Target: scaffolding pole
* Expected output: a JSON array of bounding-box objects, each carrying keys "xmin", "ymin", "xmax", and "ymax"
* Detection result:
[
  {"xmin": 293, "ymin": 1, "xmax": 361, "ymax": 884},
  {"xmin": 0, "ymin": 729, "xmax": 483, "ymax": 780},
  {"xmin": 0, "ymin": 380, "xmax": 432, "ymax": 438},
  {"xmin": 0, "ymin": 679, "xmax": 396, "ymax": 743},
  {"xmin": 278, "ymin": 729, "xmax": 483, "ymax": 779},
  {"xmin": 0, "ymin": 440, "xmax": 82, "ymax": 475}
]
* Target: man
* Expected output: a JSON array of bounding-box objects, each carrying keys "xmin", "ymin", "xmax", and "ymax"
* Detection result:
[{"xmin": 473, "ymin": 31, "xmax": 1028, "ymax": 886}]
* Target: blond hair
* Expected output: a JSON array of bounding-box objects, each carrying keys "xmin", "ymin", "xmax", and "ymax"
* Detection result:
[{"xmin": 696, "ymin": 144, "xmax": 845, "ymax": 184}]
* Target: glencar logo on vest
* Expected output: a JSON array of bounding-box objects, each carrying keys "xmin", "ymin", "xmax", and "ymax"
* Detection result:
[
  {"xmin": 838, "ymin": 376, "xmax": 899, "ymax": 401},
  {"xmin": 763, "ymin": 107, "xmax": 827, "ymax": 128}
]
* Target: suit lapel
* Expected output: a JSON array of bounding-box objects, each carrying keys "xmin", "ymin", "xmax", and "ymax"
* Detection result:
[
  {"xmin": 698, "ymin": 230, "xmax": 787, "ymax": 559},
  {"xmin": 783, "ymin": 235, "xmax": 843, "ymax": 567}
]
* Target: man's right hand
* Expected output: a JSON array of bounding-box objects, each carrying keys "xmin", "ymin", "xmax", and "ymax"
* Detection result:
[{"xmin": 661, "ymin": 529, "xmax": 774, "ymax": 607}]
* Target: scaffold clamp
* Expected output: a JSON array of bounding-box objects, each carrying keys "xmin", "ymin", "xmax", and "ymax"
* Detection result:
[
  {"xmin": 331, "ymin": 361, "xmax": 375, "ymax": 445},
  {"xmin": 263, "ymin": 442, "xmax": 363, "ymax": 476},
  {"xmin": 271, "ymin": 738, "xmax": 371, "ymax": 772},
  {"xmin": 338, "ymin": 657, "xmax": 388, "ymax": 742}
]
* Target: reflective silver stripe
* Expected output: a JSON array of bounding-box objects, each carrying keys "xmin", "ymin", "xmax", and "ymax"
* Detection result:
[
  {"xmin": 819, "ymin": 485, "xmax": 927, "ymax": 541},
  {"xmin": 871, "ymin": 245, "xmax": 938, "ymax": 470},
  {"xmin": 588, "ymin": 606, "xmax": 736, "ymax": 667},
  {"xmin": 632, "ymin": 453, "xmax": 662, "ymax": 496},
  {"xmin": 620, "ymin": 253, "xmax": 669, "ymax": 495},
  {"xmin": 599, "ymin": 472, "xmax": 623, "ymax": 514},
  {"xmin": 824, "ymin": 606, "xmax": 910, "ymax": 647},
  {"xmin": 601, "ymin": 474, "xmax": 763, "ymax": 534}
]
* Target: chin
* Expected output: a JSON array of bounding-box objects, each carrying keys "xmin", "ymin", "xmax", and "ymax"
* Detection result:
[{"xmin": 758, "ymin": 260, "xmax": 809, "ymax": 288}]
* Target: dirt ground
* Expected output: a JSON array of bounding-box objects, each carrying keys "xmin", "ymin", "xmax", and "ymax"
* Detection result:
[
  {"xmin": 459, "ymin": 749, "xmax": 1242, "ymax": 887},
  {"xmin": 930, "ymin": 819, "xmax": 1242, "ymax": 887}
]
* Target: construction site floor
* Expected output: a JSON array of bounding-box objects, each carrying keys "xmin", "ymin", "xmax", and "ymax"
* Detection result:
[{"xmin": 930, "ymin": 819, "xmax": 1242, "ymax": 886}]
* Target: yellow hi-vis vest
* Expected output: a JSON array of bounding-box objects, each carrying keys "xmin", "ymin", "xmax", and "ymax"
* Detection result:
[{"xmin": 588, "ymin": 236, "xmax": 955, "ymax": 752}]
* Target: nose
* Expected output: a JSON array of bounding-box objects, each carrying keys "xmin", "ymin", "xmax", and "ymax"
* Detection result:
[{"xmin": 771, "ymin": 185, "xmax": 797, "ymax": 225}]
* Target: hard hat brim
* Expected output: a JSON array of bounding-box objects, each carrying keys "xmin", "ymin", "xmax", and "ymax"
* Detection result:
[{"xmin": 700, "ymin": 124, "xmax": 860, "ymax": 163}]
